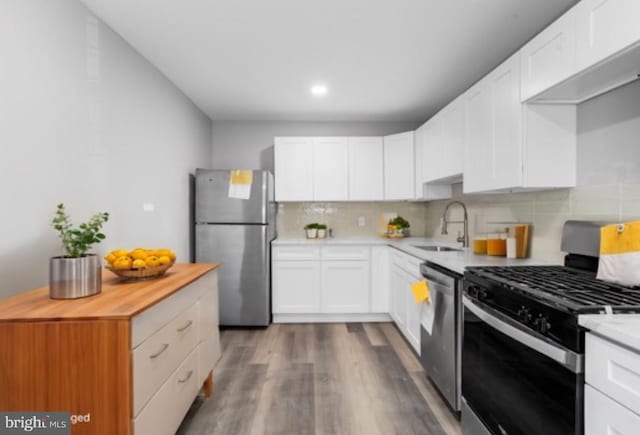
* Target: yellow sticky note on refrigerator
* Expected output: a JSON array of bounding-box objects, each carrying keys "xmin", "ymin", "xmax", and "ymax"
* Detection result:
[
  {"xmin": 230, "ymin": 169, "xmax": 253, "ymax": 185},
  {"xmin": 410, "ymin": 280, "xmax": 430, "ymax": 304}
]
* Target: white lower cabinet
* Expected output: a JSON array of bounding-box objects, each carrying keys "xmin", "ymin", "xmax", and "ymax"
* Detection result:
[
  {"xmin": 586, "ymin": 385, "xmax": 640, "ymax": 435},
  {"xmin": 371, "ymin": 246, "xmax": 390, "ymax": 313},
  {"xmin": 321, "ymin": 261, "xmax": 370, "ymax": 313},
  {"xmin": 585, "ymin": 332, "xmax": 640, "ymax": 434},
  {"xmin": 389, "ymin": 248, "xmax": 422, "ymax": 355},
  {"xmin": 273, "ymin": 245, "xmax": 384, "ymax": 319},
  {"xmin": 272, "ymin": 260, "xmax": 321, "ymax": 313}
]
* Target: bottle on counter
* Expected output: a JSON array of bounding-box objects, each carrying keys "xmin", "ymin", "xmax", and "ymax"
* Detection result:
[
  {"xmin": 473, "ymin": 234, "xmax": 488, "ymax": 255},
  {"xmin": 487, "ymin": 232, "xmax": 507, "ymax": 256}
]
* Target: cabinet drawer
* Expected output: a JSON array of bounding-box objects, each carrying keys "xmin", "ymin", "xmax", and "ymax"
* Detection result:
[
  {"xmin": 133, "ymin": 302, "xmax": 199, "ymax": 416},
  {"xmin": 586, "ymin": 333, "xmax": 640, "ymax": 414},
  {"xmin": 406, "ymin": 256, "xmax": 422, "ymax": 278},
  {"xmin": 131, "ymin": 277, "xmax": 203, "ymax": 348},
  {"xmin": 272, "ymin": 246, "xmax": 320, "ymax": 261},
  {"xmin": 320, "ymin": 246, "xmax": 370, "ymax": 260},
  {"xmin": 585, "ymin": 384, "xmax": 640, "ymax": 435},
  {"xmin": 134, "ymin": 347, "xmax": 200, "ymax": 435}
]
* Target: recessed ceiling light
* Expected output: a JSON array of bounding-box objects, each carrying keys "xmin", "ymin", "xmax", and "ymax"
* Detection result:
[{"xmin": 310, "ymin": 84, "xmax": 328, "ymax": 96}]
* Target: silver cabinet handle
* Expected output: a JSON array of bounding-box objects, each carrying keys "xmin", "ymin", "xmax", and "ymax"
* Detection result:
[
  {"xmin": 177, "ymin": 320, "xmax": 193, "ymax": 332},
  {"xmin": 178, "ymin": 370, "xmax": 194, "ymax": 383},
  {"xmin": 149, "ymin": 343, "xmax": 169, "ymax": 359}
]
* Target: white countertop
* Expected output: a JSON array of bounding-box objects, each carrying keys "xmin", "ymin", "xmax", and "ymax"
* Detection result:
[
  {"xmin": 272, "ymin": 236, "xmax": 553, "ymax": 274},
  {"xmin": 579, "ymin": 314, "xmax": 640, "ymax": 352}
]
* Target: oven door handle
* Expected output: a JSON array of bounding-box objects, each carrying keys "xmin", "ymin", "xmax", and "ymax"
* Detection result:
[{"xmin": 463, "ymin": 296, "xmax": 584, "ymax": 374}]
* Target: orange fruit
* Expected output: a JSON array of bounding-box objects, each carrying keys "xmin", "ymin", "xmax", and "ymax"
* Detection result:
[
  {"xmin": 129, "ymin": 249, "xmax": 148, "ymax": 261},
  {"xmin": 145, "ymin": 256, "xmax": 160, "ymax": 267},
  {"xmin": 113, "ymin": 256, "xmax": 132, "ymax": 270},
  {"xmin": 104, "ymin": 253, "xmax": 117, "ymax": 265},
  {"xmin": 132, "ymin": 259, "xmax": 146, "ymax": 269},
  {"xmin": 158, "ymin": 255, "xmax": 171, "ymax": 265},
  {"xmin": 111, "ymin": 249, "xmax": 128, "ymax": 258}
]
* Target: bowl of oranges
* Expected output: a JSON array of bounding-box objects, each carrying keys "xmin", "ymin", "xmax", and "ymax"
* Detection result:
[{"xmin": 105, "ymin": 248, "xmax": 176, "ymax": 280}]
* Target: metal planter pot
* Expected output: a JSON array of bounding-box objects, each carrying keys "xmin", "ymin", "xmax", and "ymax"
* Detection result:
[{"xmin": 49, "ymin": 254, "xmax": 102, "ymax": 299}]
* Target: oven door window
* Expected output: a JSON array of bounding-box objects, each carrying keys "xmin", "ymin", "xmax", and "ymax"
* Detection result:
[{"xmin": 463, "ymin": 303, "xmax": 582, "ymax": 435}]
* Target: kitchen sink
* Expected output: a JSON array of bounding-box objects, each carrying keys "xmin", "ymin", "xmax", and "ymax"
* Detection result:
[{"xmin": 412, "ymin": 245, "xmax": 462, "ymax": 252}]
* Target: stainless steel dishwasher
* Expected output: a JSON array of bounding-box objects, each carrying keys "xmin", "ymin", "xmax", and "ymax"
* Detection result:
[{"xmin": 420, "ymin": 261, "xmax": 463, "ymax": 412}]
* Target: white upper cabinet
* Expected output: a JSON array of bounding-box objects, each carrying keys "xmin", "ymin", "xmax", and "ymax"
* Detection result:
[
  {"xmin": 312, "ymin": 137, "xmax": 349, "ymax": 201},
  {"xmin": 464, "ymin": 52, "xmax": 576, "ymax": 194},
  {"xmin": 463, "ymin": 76, "xmax": 493, "ymax": 193},
  {"xmin": 348, "ymin": 137, "xmax": 384, "ymax": 201},
  {"xmin": 520, "ymin": 8, "xmax": 577, "ymax": 101},
  {"xmin": 575, "ymin": 0, "xmax": 640, "ymax": 71},
  {"xmin": 421, "ymin": 113, "xmax": 443, "ymax": 183},
  {"xmin": 274, "ymin": 137, "xmax": 314, "ymax": 202},
  {"xmin": 383, "ymin": 131, "xmax": 415, "ymax": 200},
  {"xmin": 413, "ymin": 125, "xmax": 426, "ymax": 199},
  {"xmin": 438, "ymin": 96, "xmax": 465, "ymax": 180}
]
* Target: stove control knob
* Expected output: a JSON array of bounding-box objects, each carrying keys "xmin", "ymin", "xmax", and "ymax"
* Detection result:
[
  {"xmin": 467, "ymin": 286, "xmax": 480, "ymax": 298},
  {"xmin": 534, "ymin": 315, "xmax": 551, "ymax": 334},
  {"xmin": 517, "ymin": 306, "xmax": 531, "ymax": 323},
  {"xmin": 478, "ymin": 290, "xmax": 489, "ymax": 302}
]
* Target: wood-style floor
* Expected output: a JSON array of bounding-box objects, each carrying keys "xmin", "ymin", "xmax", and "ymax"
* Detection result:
[{"xmin": 177, "ymin": 323, "xmax": 461, "ymax": 435}]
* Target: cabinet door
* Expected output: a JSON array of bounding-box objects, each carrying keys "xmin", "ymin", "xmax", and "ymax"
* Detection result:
[
  {"xmin": 272, "ymin": 261, "xmax": 321, "ymax": 313},
  {"xmin": 313, "ymin": 137, "xmax": 349, "ymax": 201},
  {"xmin": 421, "ymin": 115, "xmax": 443, "ymax": 183},
  {"xmin": 463, "ymin": 79, "xmax": 492, "ymax": 193},
  {"xmin": 274, "ymin": 137, "xmax": 313, "ymax": 201},
  {"xmin": 321, "ymin": 261, "xmax": 370, "ymax": 313},
  {"xmin": 413, "ymin": 125, "xmax": 426, "ymax": 198},
  {"xmin": 348, "ymin": 137, "xmax": 384, "ymax": 200},
  {"xmin": 520, "ymin": 9, "xmax": 577, "ymax": 101},
  {"xmin": 371, "ymin": 246, "xmax": 390, "ymax": 312},
  {"xmin": 404, "ymin": 272, "xmax": 422, "ymax": 355},
  {"xmin": 440, "ymin": 96, "xmax": 465, "ymax": 178},
  {"xmin": 383, "ymin": 131, "xmax": 415, "ymax": 200},
  {"xmin": 489, "ymin": 52, "xmax": 523, "ymax": 191},
  {"xmin": 575, "ymin": 0, "xmax": 640, "ymax": 71},
  {"xmin": 390, "ymin": 265, "xmax": 407, "ymax": 329},
  {"xmin": 585, "ymin": 385, "xmax": 640, "ymax": 435}
]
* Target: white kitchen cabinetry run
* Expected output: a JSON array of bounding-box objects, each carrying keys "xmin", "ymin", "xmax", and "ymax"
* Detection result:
[
  {"xmin": 313, "ymin": 137, "xmax": 349, "ymax": 201},
  {"xmin": 274, "ymin": 137, "xmax": 314, "ymax": 201},
  {"xmin": 348, "ymin": 137, "xmax": 384, "ymax": 201},
  {"xmin": 520, "ymin": 8, "xmax": 576, "ymax": 102},
  {"xmin": 575, "ymin": 0, "xmax": 640, "ymax": 72},
  {"xmin": 463, "ymin": 51, "xmax": 577, "ymax": 194},
  {"xmin": 585, "ymin": 332, "xmax": 640, "ymax": 434},
  {"xmin": 272, "ymin": 245, "xmax": 390, "ymax": 322},
  {"xmin": 383, "ymin": 131, "xmax": 415, "ymax": 200}
]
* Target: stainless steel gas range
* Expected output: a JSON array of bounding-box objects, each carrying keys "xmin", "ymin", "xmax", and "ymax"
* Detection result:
[{"xmin": 461, "ymin": 221, "xmax": 640, "ymax": 435}]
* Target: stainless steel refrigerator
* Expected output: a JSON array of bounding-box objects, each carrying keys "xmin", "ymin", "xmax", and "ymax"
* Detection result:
[{"xmin": 194, "ymin": 169, "xmax": 276, "ymax": 326}]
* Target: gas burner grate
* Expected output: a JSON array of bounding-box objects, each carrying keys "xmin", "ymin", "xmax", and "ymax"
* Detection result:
[{"xmin": 467, "ymin": 265, "xmax": 640, "ymax": 313}]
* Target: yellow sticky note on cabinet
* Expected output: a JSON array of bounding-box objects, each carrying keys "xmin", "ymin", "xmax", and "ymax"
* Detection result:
[
  {"xmin": 230, "ymin": 169, "xmax": 253, "ymax": 185},
  {"xmin": 410, "ymin": 280, "xmax": 430, "ymax": 304}
]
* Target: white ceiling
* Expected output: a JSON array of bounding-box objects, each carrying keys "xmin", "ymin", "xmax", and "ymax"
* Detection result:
[{"xmin": 82, "ymin": 0, "xmax": 578, "ymax": 122}]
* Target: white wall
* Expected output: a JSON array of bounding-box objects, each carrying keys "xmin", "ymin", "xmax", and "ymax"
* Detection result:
[
  {"xmin": 0, "ymin": 0, "xmax": 212, "ymax": 298},
  {"xmin": 210, "ymin": 120, "xmax": 420, "ymax": 171}
]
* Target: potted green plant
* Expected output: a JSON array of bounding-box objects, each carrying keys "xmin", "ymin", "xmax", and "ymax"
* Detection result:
[
  {"xmin": 317, "ymin": 224, "xmax": 328, "ymax": 239},
  {"xmin": 50, "ymin": 203, "xmax": 109, "ymax": 299},
  {"xmin": 304, "ymin": 223, "xmax": 319, "ymax": 239},
  {"xmin": 390, "ymin": 216, "xmax": 410, "ymax": 236}
]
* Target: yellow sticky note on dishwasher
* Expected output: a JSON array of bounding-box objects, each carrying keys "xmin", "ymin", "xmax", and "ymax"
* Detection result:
[
  {"xmin": 410, "ymin": 280, "xmax": 430, "ymax": 304},
  {"xmin": 230, "ymin": 169, "xmax": 253, "ymax": 185}
]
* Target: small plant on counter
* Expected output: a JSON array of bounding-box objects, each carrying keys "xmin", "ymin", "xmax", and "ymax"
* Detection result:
[
  {"xmin": 317, "ymin": 224, "xmax": 328, "ymax": 239},
  {"xmin": 52, "ymin": 203, "xmax": 109, "ymax": 258},
  {"xmin": 388, "ymin": 216, "xmax": 410, "ymax": 236},
  {"xmin": 304, "ymin": 223, "xmax": 319, "ymax": 239}
]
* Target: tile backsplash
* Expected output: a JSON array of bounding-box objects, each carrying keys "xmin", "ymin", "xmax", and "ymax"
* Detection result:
[
  {"xmin": 277, "ymin": 202, "xmax": 428, "ymax": 238},
  {"xmin": 424, "ymin": 183, "xmax": 640, "ymax": 264},
  {"xmin": 276, "ymin": 183, "xmax": 640, "ymax": 264}
]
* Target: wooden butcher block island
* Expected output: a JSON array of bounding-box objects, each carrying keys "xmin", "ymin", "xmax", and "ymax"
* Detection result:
[{"xmin": 0, "ymin": 263, "xmax": 222, "ymax": 435}]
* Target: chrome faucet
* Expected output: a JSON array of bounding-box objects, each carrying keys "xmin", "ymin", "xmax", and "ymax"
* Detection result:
[{"xmin": 441, "ymin": 201, "xmax": 469, "ymax": 248}]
